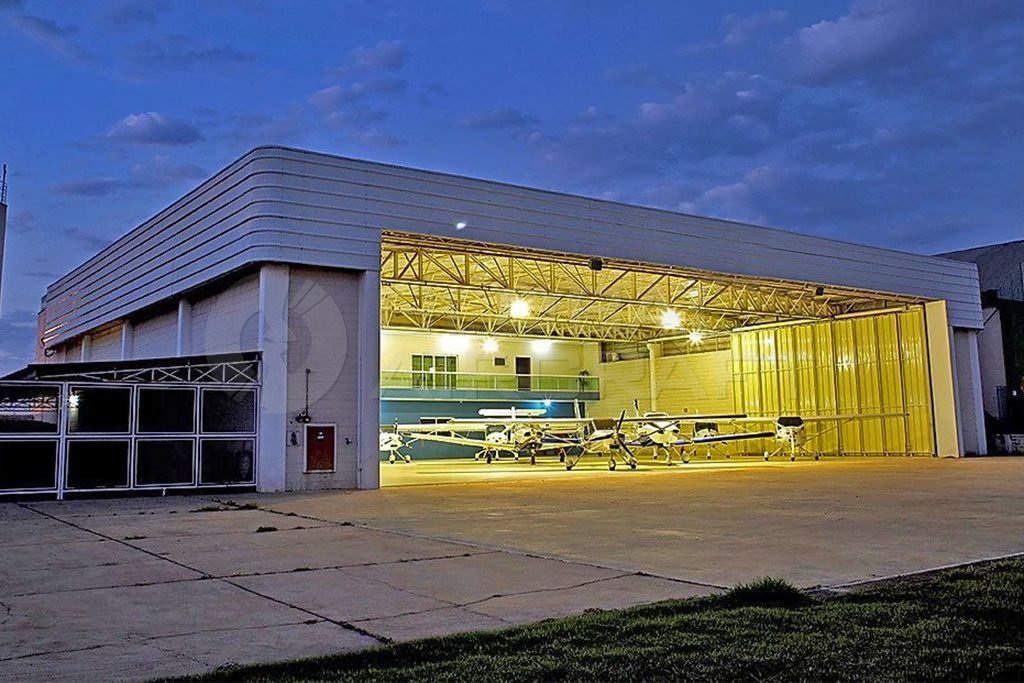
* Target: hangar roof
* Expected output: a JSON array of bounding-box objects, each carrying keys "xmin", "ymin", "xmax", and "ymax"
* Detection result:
[{"xmin": 38, "ymin": 146, "xmax": 982, "ymax": 349}]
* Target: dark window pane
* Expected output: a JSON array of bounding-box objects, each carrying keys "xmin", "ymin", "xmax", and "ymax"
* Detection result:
[
  {"xmin": 69, "ymin": 387, "xmax": 131, "ymax": 434},
  {"xmin": 138, "ymin": 389, "xmax": 195, "ymax": 433},
  {"xmin": 200, "ymin": 439, "xmax": 255, "ymax": 484},
  {"xmin": 0, "ymin": 441, "xmax": 57, "ymax": 489},
  {"xmin": 136, "ymin": 440, "xmax": 194, "ymax": 486},
  {"xmin": 0, "ymin": 385, "xmax": 60, "ymax": 433},
  {"xmin": 66, "ymin": 441, "xmax": 130, "ymax": 489},
  {"xmin": 202, "ymin": 390, "xmax": 256, "ymax": 433}
]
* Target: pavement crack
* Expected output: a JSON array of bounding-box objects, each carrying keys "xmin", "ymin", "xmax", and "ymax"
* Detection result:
[{"xmin": 19, "ymin": 503, "xmax": 392, "ymax": 646}]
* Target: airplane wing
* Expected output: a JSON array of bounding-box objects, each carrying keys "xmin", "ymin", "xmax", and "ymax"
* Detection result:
[
  {"xmin": 619, "ymin": 413, "xmax": 747, "ymax": 423},
  {"xmin": 408, "ymin": 432, "xmax": 520, "ymax": 453},
  {"xmin": 686, "ymin": 430, "xmax": 776, "ymax": 445}
]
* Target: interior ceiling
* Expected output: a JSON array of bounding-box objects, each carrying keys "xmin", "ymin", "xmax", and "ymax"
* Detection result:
[{"xmin": 380, "ymin": 231, "xmax": 927, "ymax": 343}]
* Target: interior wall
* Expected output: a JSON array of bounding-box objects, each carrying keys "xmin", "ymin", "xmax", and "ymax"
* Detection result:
[
  {"xmin": 380, "ymin": 329, "xmax": 597, "ymax": 378},
  {"xmin": 731, "ymin": 308, "xmax": 935, "ymax": 455},
  {"xmin": 591, "ymin": 349, "xmax": 734, "ymax": 417}
]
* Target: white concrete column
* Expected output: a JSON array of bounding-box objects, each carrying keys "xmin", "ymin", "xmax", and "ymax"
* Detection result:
[
  {"xmin": 120, "ymin": 321, "xmax": 134, "ymax": 360},
  {"xmin": 80, "ymin": 334, "xmax": 92, "ymax": 362},
  {"xmin": 647, "ymin": 342, "xmax": 660, "ymax": 412},
  {"xmin": 356, "ymin": 269, "xmax": 381, "ymax": 490},
  {"xmin": 257, "ymin": 264, "xmax": 289, "ymax": 492},
  {"xmin": 953, "ymin": 328, "xmax": 988, "ymax": 455},
  {"xmin": 176, "ymin": 299, "xmax": 192, "ymax": 356}
]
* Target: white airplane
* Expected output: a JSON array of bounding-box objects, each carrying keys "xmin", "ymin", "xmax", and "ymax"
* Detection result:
[
  {"xmin": 667, "ymin": 413, "xmax": 908, "ymax": 463},
  {"xmin": 380, "ymin": 408, "xmax": 593, "ymax": 465}
]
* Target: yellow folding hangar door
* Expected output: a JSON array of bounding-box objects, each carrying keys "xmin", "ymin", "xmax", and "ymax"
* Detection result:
[{"xmin": 729, "ymin": 306, "xmax": 935, "ymax": 457}]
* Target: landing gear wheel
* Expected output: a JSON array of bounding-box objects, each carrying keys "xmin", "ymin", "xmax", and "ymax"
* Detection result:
[
  {"xmin": 566, "ymin": 464, "xmax": 574, "ymax": 471},
  {"xmin": 558, "ymin": 450, "xmax": 566, "ymax": 463},
  {"xmin": 790, "ymin": 455, "xmax": 796, "ymax": 462},
  {"xmin": 763, "ymin": 451, "xmax": 770, "ymax": 462},
  {"xmin": 629, "ymin": 462, "xmax": 637, "ymax": 470},
  {"xmin": 814, "ymin": 453, "xmax": 821, "ymax": 461},
  {"xmin": 485, "ymin": 452, "xmax": 493, "ymax": 464},
  {"xmin": 389, "ymin": 454, "xmax": 396, "ymax": 464},
  {"xmin": 683, "ymin": 455, "xmax": 691, "ymax": 464},
  {"xmin": 474, "ymin": 453, "xmax": 481, "ymax": 461},
  {"xmin": 608, "ymin": 459, "xmax": 617, "ymax": 471},
  {"xmin": 530, "ymin": 454, "xmax": 536, "ymax": 465},
  {"xmin": 404, "ymin": 455, "xmax": 412, "ymax": 463}
]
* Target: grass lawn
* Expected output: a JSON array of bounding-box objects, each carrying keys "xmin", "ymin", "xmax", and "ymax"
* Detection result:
[{"xmin": 185, "ymin": 559, "xmax": 1024, "ymax": 682}]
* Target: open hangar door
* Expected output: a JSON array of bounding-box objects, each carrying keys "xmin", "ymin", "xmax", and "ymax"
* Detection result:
[{"xmin": 376, "ymin": 231, "xmax": 942, "ymax": 483}]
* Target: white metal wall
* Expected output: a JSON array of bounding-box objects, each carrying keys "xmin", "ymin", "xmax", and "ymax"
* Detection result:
[
  {"xmin": 190, "ymin": 272, "xmax": 260, "ymax": 356},
  {"xmin": 38, "ymin": 146, "xmax": 982, "ymax": 349}
]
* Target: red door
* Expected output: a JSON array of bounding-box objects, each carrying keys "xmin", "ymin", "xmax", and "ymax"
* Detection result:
[{"xmin": 306, "ymin": 425, "xmax": 335, "ymax": 471}]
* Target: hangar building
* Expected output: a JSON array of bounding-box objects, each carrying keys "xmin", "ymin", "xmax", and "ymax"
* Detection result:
[{"xmin": 0, "ymin": 147, "xmax": 986, "ymax": 497}]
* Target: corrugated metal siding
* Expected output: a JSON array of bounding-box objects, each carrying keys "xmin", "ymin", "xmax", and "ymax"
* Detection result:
[
  {"xmin": 89, "ymin": 325, "xmax": 122, "ymax": 362},
  {"xmin": 39, "ymin": 146, "xmax": 983, "ymax": 347},
  {"xmin": 132, "ymin": 308, "xmax": 177, "ymax": 359},
  {"xmin": 190, "ymin": 272, "xmax": 260, "ymax": 355},
  {"xmin": 592, "ymin": 350, "xmax": 733, "ymax": 416}
]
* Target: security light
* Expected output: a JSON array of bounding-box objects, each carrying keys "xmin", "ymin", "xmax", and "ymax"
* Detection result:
[
  {"xmin": 455, "ymin": 221, "xmax": 467, "ymax": 230},
  {"xmin": 510, "ymin": 299, "xmax": 530, "ymax": 318},
  {"xmin": 68, "ymin": 393, "xmax": 80, "ymax": 408},
  {"xmin": 660, "ymin": 309, "xmax": 681, "ymax": 329}
]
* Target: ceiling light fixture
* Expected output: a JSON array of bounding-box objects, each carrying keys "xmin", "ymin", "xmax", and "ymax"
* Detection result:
[
  {"xmin": 510, "ymin": 299, "xmax": 530, "ymax": 318},
  {"xmin": 687, "ymin": 330, "xmax": 704, "ymax": 345},
  {"xmin": 482, "ymin": 338, "xmax": 498, "ymax": 353},
  {"xmin": 660, "ymin": 309, "xmax": 681, "ymax": 329}
]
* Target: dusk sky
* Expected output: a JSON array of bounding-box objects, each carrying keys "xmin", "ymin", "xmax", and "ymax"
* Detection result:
[{"xmin": 0, "ymin": 0, "xmax": 1022, "ymax": 373}]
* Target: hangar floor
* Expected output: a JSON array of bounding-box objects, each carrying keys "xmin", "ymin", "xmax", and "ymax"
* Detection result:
[{"xmin": 5, "ymin": 458, "xmax": 1022, "ymax": 680}]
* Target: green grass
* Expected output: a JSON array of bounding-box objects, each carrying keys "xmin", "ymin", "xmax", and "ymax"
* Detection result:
[{"xmin": 184, "ymin": 558, "xmax": 1024, "ymax": 682}]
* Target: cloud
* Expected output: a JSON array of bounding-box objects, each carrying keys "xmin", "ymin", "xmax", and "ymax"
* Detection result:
[
  {"xmin": 10, "ymin": 14, "xmax": 86, "ymax": 63},
  {"xmin": 720, "ymin": 9, "xmax": 788, "ymax": 46},
  {"xmin": 61, "ymin": 227, "xmax": 113, "ymax": 250},
  {"xmin": 102, "ymin": 0, "xmax": 170, "ymax": 30},
  {"xmin": 106, "ymin": 112, "xmax": 203, "ymax": 145},
  {"xmin": 795, "ymin": 0, "xmax": 1024, "ymax": 85},
  {"xmin": 328, "ymin": 39, "xmax": 406, "ymax": 77},
  {"xmin": 48, "ymin": 156, "xmax": 208, "ymax": 197},
  {"xmin": 309, "ymin": 79, "xmax": 407, "ymax": 111},
  {"xmin": 687, "ymin": 9, "xmax": 789, "ymax": 51},
  {"xmin": 123, "ymin": 33, "xmax": 255, "ymax": 73},
  {"xmin": 50, "ymin": 178, "xmax": 127, "ymax": 197},
  {"xmin": 462, "ymin": 108, "xmax": 538, "ymax": 129}
]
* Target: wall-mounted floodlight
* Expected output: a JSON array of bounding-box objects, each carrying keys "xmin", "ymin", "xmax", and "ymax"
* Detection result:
[
  {"xmin": 68, "ymin": 393, "xmax": 80, "ymax": 408},
  {"xmin": 660, "ymin": 309, "xmax": 681, "ymax": 329},
  {"xmin": 455, "ymin": 221, "xmax": 467, "ymax": 230},
  {"xmin": 510, "ymin": 299, "xmax": 530, "ymax": 318}
]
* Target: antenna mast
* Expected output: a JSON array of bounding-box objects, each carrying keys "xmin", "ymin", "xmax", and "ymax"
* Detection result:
[{"xmin": 0, "ymin": 164, "xmax": 7, "ymax": 205}]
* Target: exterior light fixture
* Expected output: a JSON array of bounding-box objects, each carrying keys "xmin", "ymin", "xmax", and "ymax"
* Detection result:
[
  {"xmin": 455, "ymin": 221, "xmax": 467, "ymax": 230},
  {"xmin": 687, "ymin": 330, "xmax": 704, "ymax": 345},
  {"xmin": 660, "ymin": 309, "xmax": 681, "ymax": 329},
  {"xmin": 482, "ymin": 338, "xmax": 499, "ymax": 353},
  {"xmin": 510, "ymin": 299, "xmax": 530, "ymax": 318},
  {"xmin": 68, "ymin": 393, "xmax": 80, "ymax": 408}
]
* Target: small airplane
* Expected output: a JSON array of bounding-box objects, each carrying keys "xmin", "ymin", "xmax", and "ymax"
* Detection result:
[{"xmin": 380, "ymin": 407, "xmax": 593, "ymax": 465}]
